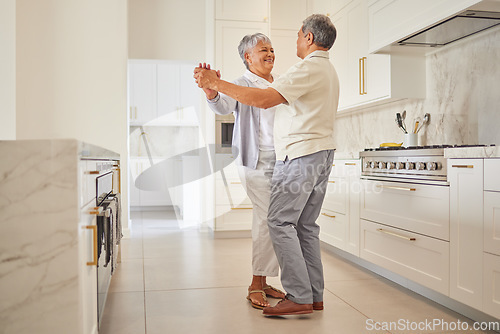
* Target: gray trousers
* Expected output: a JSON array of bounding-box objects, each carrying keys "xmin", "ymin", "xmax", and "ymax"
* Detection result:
[{"xmin": 267, "ymin": 149, "xmax": 334, "ymax": 304}]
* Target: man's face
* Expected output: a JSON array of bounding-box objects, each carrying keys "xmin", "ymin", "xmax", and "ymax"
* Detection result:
[{"xmin": 296, "ymin": 26, "xmax": 308, "ymax": 59}]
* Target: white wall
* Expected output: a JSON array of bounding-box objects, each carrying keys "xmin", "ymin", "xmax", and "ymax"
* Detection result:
[
  {"xmin": 128, "ymin": 0, "xmax": 205, "ymax": 60},
  {"xmin": 0, "ymin": 0, "xmax": 16, "ymax": 140},
  {"xmin": 16, "ymin": 0, "xmax": 129, "ymax": 230}
]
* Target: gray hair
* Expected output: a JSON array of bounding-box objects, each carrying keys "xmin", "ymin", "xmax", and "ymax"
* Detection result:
[
  {"xmin": 302, "ymin": 14, "xmax": 337, "ymax": 50},
  {"xmin": 238, "ymin": 33, "xmax": 272, "ymax": 70}
]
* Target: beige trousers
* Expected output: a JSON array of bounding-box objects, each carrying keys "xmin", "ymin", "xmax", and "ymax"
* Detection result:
[{"xmin": 238, "ymin": 150, "xmax": 279, "ymax": 277}]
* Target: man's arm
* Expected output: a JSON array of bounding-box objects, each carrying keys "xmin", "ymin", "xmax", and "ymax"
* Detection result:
[{"xmin": 194, "ymin": 68, "xmax": 286, "ymax": 109}]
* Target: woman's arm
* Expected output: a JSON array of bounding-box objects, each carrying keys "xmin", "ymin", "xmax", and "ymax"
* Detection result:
[{"xmin": 195, "ymin": 68, "xmax": 286, "ymax": 109}]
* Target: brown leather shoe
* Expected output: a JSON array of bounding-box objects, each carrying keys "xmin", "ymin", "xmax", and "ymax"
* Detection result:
[
  {"xmin": 313, "ymin": 301, "xmax": 323, "ymax": 310},
  {"xmin": 263, "ymin": 298, "xmax": 313, "ymax": 316}
]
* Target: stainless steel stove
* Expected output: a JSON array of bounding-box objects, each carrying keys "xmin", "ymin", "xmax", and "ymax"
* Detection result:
[{"xmin": 360, "ymin": 144, "xmax": 494, "ymax": 183}]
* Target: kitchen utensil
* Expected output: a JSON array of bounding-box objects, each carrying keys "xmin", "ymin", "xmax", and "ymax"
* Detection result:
[
  {"xmin": 396, "ymin": 113, "xmax": 407, "ymax": 133},
  {"xmin": 413, "ymin": 120, "xmax": 419, "ymax": 134},
  {"xmin": 401, "ymin": 110, "xmax": 407, "ymax": 132},
  {"xmin": 416, "ymin": 113, "xmax": 430, "ymax": 133}
]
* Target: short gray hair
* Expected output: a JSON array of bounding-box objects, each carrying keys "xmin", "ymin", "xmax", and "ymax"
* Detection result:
[
  {"xmin": 302, "ymin": 14, "xmax": 337, "ymax": 50},
  {"xmin": 238, "ymin": 33, "xmax": 272, "ymax": 70}
]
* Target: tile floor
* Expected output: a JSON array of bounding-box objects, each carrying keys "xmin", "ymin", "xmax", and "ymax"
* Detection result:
[{"xmin": 100, "ymin": 210, "xmax": 496, "ymax": 334}]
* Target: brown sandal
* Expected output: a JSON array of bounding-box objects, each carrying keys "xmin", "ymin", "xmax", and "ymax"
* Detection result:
[
  {"xmin": 246, "ymin": 289, "xmax": 269, "ymax": 309},
  {"xmin": 263, "ymin": 285, "xmax": 286, "ymax": 299}
]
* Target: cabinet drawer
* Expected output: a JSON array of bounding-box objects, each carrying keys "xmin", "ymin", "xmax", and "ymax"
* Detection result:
[
  {"xmin": 215, "ymin": 205, "xmax": 252, "ymax": 231},
  {"xmin": 485, "ymin": 159, "xmax": 500, "ymax": 192},
  {"xmin": 483, "ymin": 252, "xmax": 500, "ymax": 319},
  {"xmin": 484, "ymin": 191, "xmax": 500, "ymax": 256},
  {"xmin": 318, "ymin": 209, "xmax": 347, "ymax": 251},
  {"xmin": 323, "ymin": 177, "xmax": 348, "ymax": 214},
  {"xmin": 360, "ymin": 219, "xmax": 449, "ymax": 295},
  {"xmin": 215, "ymin": 179, "xmax": 252, "ymax": 206},
  {"xmin": 360, "ymin": 179, "xmax": 450, "ymax": 240}
]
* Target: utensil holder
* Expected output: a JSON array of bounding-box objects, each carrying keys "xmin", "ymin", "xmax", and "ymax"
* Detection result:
[{"xmin": 403, "ymin": 133, "xmax": 418, "ymax": 147}]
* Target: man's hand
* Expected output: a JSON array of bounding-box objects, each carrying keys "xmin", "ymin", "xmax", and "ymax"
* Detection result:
[{"xmin": 194, "ymin": 63, "xmax": 220, "ymax": 92}]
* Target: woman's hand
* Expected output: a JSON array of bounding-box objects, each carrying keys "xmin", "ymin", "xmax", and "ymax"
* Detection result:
[{"xmin": 195, "ymin": 63, "xmax": 221, "ymax": 100}]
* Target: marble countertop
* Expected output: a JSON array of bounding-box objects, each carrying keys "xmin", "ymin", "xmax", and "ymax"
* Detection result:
[
  {"xmin": 444, "ymin": 146, "xmax": 500, "ymax": 159},
  {"xmin": 0, "ymin": 139, "xmax": 120, "ymax": 160}
]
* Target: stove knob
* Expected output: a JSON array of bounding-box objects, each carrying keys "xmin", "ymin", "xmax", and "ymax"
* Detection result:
[
  {"xmin": 405, "ymin": 162, "xmax": 415, "ymax": 170},
  {"xmin": 427, "ymin": 162, "xmax": 437, "ymax": 171},
  {"xmin": 387, "ymin": 162, "xmax": 396, "ymax": 169},
  {"xmin": 396, "ymin": 162, "xmax": 405, "ymax": 170},
  {"xmin": 416, "ymin": 162, "xmax": 426, "ymax": 170},
  {"xmin": 378, "ymin": 162, "xmax": 387, "ymax": 169}
]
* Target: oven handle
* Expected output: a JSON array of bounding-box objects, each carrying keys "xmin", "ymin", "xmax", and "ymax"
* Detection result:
[
  {"xmin": 377, "ymin": 185, "xmax": 416, "ymax": 191},
  {"xmin": 377, "ymin": 228, "xmax": 416, "ymax": 241}
]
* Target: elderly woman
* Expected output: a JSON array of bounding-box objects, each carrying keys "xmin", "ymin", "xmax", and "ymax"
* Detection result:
[{"xmin": 198, "ymin": 33, "xmax": 285, "ymax": 309}]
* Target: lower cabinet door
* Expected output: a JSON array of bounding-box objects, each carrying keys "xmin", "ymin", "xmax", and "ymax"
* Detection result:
[
  {"xmin": 318, "ymin": 209, "xmax": 347, "ymax": 251},
  {"xmin": 215, "ymin": 205, "xmax": 253, "ymax": 231},
  {"xmin": 80, "ymin": 204, "xmax": 98, "ymax": 334},
  {"xmin": 483, "ymin": 252, "xmax": 500, "ymax": 319},
  {"xmin": 360, "ymin": 219, "xmax": 450, "ymax": 295}
]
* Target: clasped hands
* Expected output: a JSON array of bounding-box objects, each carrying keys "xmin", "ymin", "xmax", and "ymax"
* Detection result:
[{"xmin": 193, "ymin": 63, "xmax": 221, "ymax": 91}]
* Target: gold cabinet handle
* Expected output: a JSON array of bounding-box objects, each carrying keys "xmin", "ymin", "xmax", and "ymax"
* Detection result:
[
  {"xmin": 362, "ymin": 57, "xmax": 367, "ymax": 95},
  {"xmin": 85, "ymin": 225, "xmax": 98, "ymax": 266},
  {"xmin": 359, "ymin": 58, "xmax": 363, "ymax": 95},
  {"xmin": 345, "ymin": 163, "xmax": 357, "ymax": 166},
  {"xmin": 86, "ymin": 171, "xmax": 100, "ymax": 175},
  {"xmin": 377, "ymin": 185, "xmax": 416, "ymax": 191},
  {"xmin": 230, "ymin": 182, "xmax": 242, "ymax": 184},
  {"xmin": 231, "ymin": 207, "xmax": 252, "ymax": 210},
  {"xmin": 135, "ymin": 107, "xmax": 138, "ymax": 119},
  {"xmin": 321, "ymin": 213, "xmax": 336, "ymax": 218},
  {"xmin": 328, "ymin": 180, "xmax": 335, "ymax": 183},
  {"xmin": 332, "ymin": 163, "xmax": 335, "ymax": 166},
  {"xmin": 451, "ymin": 165, "xmax": 474, "ymax": 169},
  {"xmin": 377, "ymin": 228, "xmax": 416, "ymax": 241}
]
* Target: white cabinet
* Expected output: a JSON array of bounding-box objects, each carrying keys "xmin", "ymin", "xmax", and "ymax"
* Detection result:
[
  {"xmin": 319, "ymin": 159, "xmax": 360, "ymax": 255},
  {"xmin": 360, "ymin": 219, "xmax": 450, "ymax": 295},
  {"xmin": 368, "ymin": 0, "xmax": 483, "ymax": 54},
  {"xmin": 129, "ymin": 61, "xmax": 200, "ymax": 126},
  {"xmin": 215, "ymin": 20, "xmax": 269, "ymax": 81},
  {"xmin": 214, "ymin": 154, "xmax": 253, "ymax": 231},
  {"xmin": 483, "ymin": 252, "xmax": 500, "ymax": 318},
  {"xmin": 483, "ymin": 159, "xmax": 500, "ymax": 319},
  {"xmin": 129, "ymin": 158, "xmax": 182, "ymax": 208},
  {"xmin": 157, "ymin": 63, "xmax": 199, "ymax": 125},
  {"xmin": 271, "ymin": 0, "xmax": 307, "ymax": 30},
  {"xmin": 307, "ymin": 0, "xmax": 352, "ymax": 17},
  {"xmin": 269, "ymin": 29, "xmax": 300, "ymax": 75},
  {"xmin": 128, "ymin": 63, "xmax": 157, "ymax": 124},
  {"xmin": 330, "ymin": 0, "xmax": 425, "ymax": 112},
  {"xmin": 449, "ymin": 159, "xmax": 484, "ymax": 310},
  {"xmin": 216, "ymin": 0, "xmax": 269, "ymax": 22}
]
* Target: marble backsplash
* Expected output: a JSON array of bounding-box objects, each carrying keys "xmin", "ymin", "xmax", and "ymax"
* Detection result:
[{"xmin": 333, "ymin": 27, "xmax": 500, "ymax": 156}]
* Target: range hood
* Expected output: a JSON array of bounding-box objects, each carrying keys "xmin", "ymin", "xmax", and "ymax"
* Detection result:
[{"xmin": 398, "ymin": 10, "xmax": 500, "ymax": 47}]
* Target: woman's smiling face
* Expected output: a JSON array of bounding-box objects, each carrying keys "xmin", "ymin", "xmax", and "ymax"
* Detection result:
[{"xmin": 245, "ymin": 40, "xmax": 275, "ymax": 78}]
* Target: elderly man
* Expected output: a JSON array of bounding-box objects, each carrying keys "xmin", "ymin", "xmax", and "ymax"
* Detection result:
[{"xmin": 195, "ymin": 14, "xmax": 339, "ymax": 316}]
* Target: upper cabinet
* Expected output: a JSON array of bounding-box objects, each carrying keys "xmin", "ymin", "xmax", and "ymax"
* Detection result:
[
  {"xmin": 330, "ymin": 0, "xmax": 425, "ymax": 112},
  {"xmin": 129, "ymin": 61, "xmax": 200, "ymax": 126},
  {"xmin": 216, "ymin": 0, "xmax": 269, "ymax": 22},
  {"xmin": 271, "ymin": 0, "xmax": 307, "ymax": 30},
  {"xmin": 307, "ymin": 0, "xmax": 353, "ymax": 17},
  {"xmin": 368, "ymin": 0, "xmax": 492, "ymax": 54}
]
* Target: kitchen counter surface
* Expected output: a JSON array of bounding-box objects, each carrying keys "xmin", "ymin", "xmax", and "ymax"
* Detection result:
[{"xmin": 444, "ymin": 146, "xmax": 500, "ymax": 159}]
